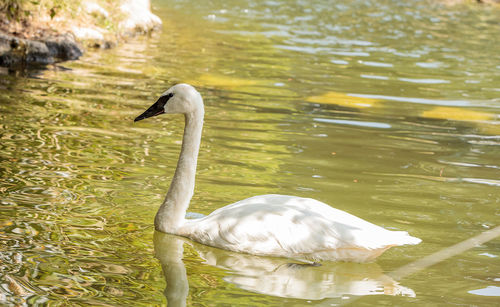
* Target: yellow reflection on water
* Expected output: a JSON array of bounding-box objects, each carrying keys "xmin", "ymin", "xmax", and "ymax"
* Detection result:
[
  {"xmin": 306, "ymin": 91, "xmax": 381, "ymax": 108},
  {"xmin": 421, "ymin": 106, "xmax": 500, "ymax": 135},
  {"xmin": 421, "ymin": 106, "xmax": 495, "ymax": 121},
  {"xmin": 187, "ymin": 73, "xmax": 259, "ymax": 88}
]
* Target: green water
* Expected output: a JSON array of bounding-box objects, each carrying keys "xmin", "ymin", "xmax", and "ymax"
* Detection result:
[{"xmin": 1, "ymin": 0, "xmax": 499, "ymax": 305}]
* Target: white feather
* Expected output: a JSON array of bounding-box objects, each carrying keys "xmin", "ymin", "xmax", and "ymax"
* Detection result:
[{"xmin": 180, "ymin": 194, "xmax": 420, "ymax": 262}]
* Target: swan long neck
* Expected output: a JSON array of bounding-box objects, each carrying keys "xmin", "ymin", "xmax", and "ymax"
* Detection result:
[{"xmin": 155, "ymin": 109, "xmax": 204, "ymax": 233}]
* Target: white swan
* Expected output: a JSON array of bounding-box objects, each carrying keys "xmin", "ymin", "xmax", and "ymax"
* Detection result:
[{"xmin": 134, "ymin": 83, "xmax": 421, "ymax": 262}]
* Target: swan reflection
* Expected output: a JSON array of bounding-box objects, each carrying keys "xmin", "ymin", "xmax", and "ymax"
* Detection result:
[{"xmin": 154, "ymin": 232, "xmax": 415, "ymax": 305}]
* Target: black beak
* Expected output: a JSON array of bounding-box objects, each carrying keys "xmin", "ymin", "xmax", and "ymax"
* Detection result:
[{"xmin": 134, "ymin": 94, "xmax": 172, "ymax": 122}]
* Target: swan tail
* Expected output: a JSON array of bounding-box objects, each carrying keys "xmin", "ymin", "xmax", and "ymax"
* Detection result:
[{"xmin": 388, "ymin": 231, "xmax": 422, "ymax": 246}]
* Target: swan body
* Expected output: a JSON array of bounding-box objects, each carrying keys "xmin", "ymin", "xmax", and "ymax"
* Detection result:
[{"xmin": 135, "ymin": 83, "xmax": 421, "ymax": 262}]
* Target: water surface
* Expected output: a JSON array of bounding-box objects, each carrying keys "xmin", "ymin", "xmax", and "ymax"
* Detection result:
[{"xmin": 1, "ymin": 0, "xmax": 499, "ymax": 305}]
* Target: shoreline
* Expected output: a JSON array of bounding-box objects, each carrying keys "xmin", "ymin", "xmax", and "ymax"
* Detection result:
[{"xmin": 0, "ymin": 0, "xmax": 161, "ymax": 68}]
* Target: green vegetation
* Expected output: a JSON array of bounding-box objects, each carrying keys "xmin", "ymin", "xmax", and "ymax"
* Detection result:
[{"xmin": 0, "ymin": 0, "xmax": 81, "ymax": 21}]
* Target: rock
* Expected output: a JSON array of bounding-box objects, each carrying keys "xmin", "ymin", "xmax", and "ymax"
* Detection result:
[
  {"xmin": 25, "ymin": 39, "xmax": 52, "ymax": 64},
  {"xmin": 0, "ymin": 35, "xmax": 11, "ymax": 53},
  {"xmin": 45, "ymin": 34, "xmax": 83, "ymax": 60},
  {"xmin": 71, "ymin": 26, "xmax": 118, "ymax": 49},
  {"xmin": 0, "ymin": 32, "xmax": 83, "ymax": 67},
  {"xmin": 119, "ymin": 0, "xmax": 162, "ymax": 36},
  {"xmin": 83, "ymin": 2, "xmax": 110, "ymax": 19},
  {"xmin": 71, "ymin": 26, "xmax": 105, "ymax": 42},
  {"xmin": 0, "ymin": 0, "xmax": 161, "ymax": 67},
  {"xmin": 442, "ymin": 0, "xmax": 500, "ymax": 4},
  {"xmin": 0, "ymin": 33, "xmax": 23, "ymax": 66}
]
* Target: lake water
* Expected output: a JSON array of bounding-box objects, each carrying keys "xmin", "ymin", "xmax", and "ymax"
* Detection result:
[{"xmin": 1, "ymin": 0, "xmax": 499, "ymax": 305}]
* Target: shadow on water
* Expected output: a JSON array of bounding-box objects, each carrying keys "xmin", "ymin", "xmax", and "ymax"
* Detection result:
[{"xmin": 153, "ymin": 232, "xmax": 415, "ymax": 306}]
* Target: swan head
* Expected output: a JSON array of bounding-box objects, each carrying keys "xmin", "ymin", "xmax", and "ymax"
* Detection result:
[{"xmin": 134, "ymin": 83, "xmax": 204, "ymax": 122}]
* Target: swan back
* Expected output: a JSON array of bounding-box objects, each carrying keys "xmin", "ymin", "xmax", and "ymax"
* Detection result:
[{"xmin": 180, "ymin": 194, "xmax": 421, "ymax": 262}]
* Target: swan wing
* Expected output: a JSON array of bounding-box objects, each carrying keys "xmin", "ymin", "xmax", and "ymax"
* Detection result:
[{"xmin": 181, "ymin": 195, "xmax": 420, "ymax": 260}]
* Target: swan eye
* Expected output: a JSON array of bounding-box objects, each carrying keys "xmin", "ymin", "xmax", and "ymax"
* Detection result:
[{"xmin": 158, "ymin": 92, "xmax": 174, "ymax": 108}]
